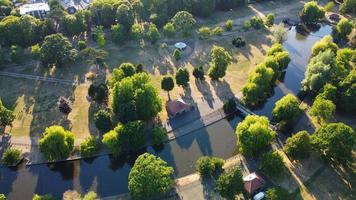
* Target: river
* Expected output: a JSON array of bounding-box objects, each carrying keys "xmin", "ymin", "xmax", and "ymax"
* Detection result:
[{"xmin": 0, "ymin": 25, "xmax": 332, "ymax": 199}]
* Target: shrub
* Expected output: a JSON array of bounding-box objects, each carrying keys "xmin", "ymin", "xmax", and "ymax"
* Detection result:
[
  {"xmin": 82, "ymin": 191, "xmax": 98, "ymax": 200},
  {"xmin": 271, "ymin": 24, "xmax": 288, "ymax": 44},
  {"xmin": 198, "ymin": 27, "xmax": 211, "ymax": 40},
  {"xmin": 208, "ymin": 45, "xmax": 232, "ymax": 80},
  {"xmin": 146, "ymin": 23, "xmax": 160, "ymax": 44},
  {"xmin": 163, "ymin": 22, "xmax": 175, "ymax": 38},
  {"xmin": 173, "ymin": 49, "xmax": 181, "ymax": 61},
  {"xmin": 243, "ymin": 21, "xmax": 251, "ymax": 31},
  {"xmin": 94, "ymin": 109, "xmax": 112, "ymax": 132},
  {"xmin": 232, "ymin": 37, "xmax": 246, "ymax": 48},
  {"xmin": 10, "ymin": 45, "xmax": 22, "ymax": 62},
  {"xmin": 211, "ymin": 27, "xmax": 224, "ymax": 36},
  {"xmin": 57, "ymin": 97, "xmax": 72, "ymax": 115},
  {"xmin": 1, "ymin": 148, "xmax": 21, "ymax": 166},
  {"xmin": 215, "ymin": 167, "xmax": 244, "ymax": 199},
  {"xmin": 300, "ymin": 1, "xmax": 325, "ymax": 24},
  {"xmin": 272, "ymin": 94, "xmax": 302, "ymax": 130},
  {"xmin": 88, "ymin": 83, "xmax": 109, "ymax": 103},
  {"xmin": 32, "ymin": 194, "xmax": 56, "ymax": 200},
  {"xmin": 223, "ymin": 99, "xmax": 236, "ymax": 114},
  {"xmin": 225, "ymin": 19, "xmax": 233, "ymax": 31},
  {"xmin": 111, "ymin": 24, "xmax": 125, "ymax": 44},
  {"xmin": 265, "ymin": 13, "xmax": 275, "ymax": 27},
  {"xmin": 152, "ymin": 126, "xmax": 166, "ymax": 145},
  {"xmin": 265, "ymin": 187, "xmax": 290, "ymax": 200},
  {"xmin": 260, "ymin": 151, "xmax": 284, "ymax": 176},
  {"xmin": 39, "ymin": 125, "xmax": 75, "ymax": 161},
  {"xmin": 323, "ymin": 2, "xmax": 335, "ymax": 12},
  {"xmin": 77, "ymin": 40, "xmax": 87, "ymax": 51},
  {"xmin": 30, "ymin": 44, "xmax": 41, "ymax": 60},
  {"xmin": 309, "ymin": 97, "xmax": 335, "ymax": 123},
  {"xmin": 193, "ymin": 66, "xmax": 205, "ymax": 80},
  {"xmin": 195, "ymin": 156, "xmax": 224, "ymax": 177},
  {"xmin": 339, "ymin": 0, "xmax": 356, "ymax": 14},
  {"xmin": 250, "ymin": 16, "xmax": 264, "ymax": 29},
  {"xmin": 284, "ymin": 131, "xmax": 311, "ymax": 160},
  {"xmin": 175, "ymin": 68, "xmax": 190, "ymax": 87},
  {"xmin": 0, "ymin": 194, "xmax": 5, "ymax": 200},
  {"xmin": 80, "ymin": 136, "xmax": 100, "ymax": 157}
]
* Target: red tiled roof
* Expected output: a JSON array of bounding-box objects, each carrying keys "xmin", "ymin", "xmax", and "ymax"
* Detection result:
[
  {"xmin": 166, "ymin": 98, "xmax": 191, "ymax": 117},
  {"xmin": 243, "ymin": 172, "xmax": 265, "ymax": 194}
]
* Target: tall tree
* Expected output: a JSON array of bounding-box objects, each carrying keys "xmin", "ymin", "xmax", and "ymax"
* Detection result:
[
  {"xmin": 208, "ymin": 45, "xmax": 232, "ymax": 80},
  {"xmin": 161, "ymin": 75, "xmax": 174, "ymax": 99},
  {"xmin": 0, "ymin": 98, "xmax": 15, "ymax": 131},
  {"xmin": 171, "ymin": 11, "xmax": 196, "ymax": 36},
  {"xmin": 299, "ymin": 1, "xmax": 325, "ymax": 24}
]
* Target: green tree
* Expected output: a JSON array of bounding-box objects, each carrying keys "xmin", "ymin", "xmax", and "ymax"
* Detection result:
[
  {"xmin": 208, "ymin": 45, "xmax": 232, "ymax": 80},
  {"xmin": 161, "ymin": 75, "xmax": 174, "ymax": 98},
  {"xmin": 265, "ymin": 13, "xmax": 275, "ymax": 27},
  {"xmin": 272, "ymin": 94, "xmax": 302, "ymax": 130},
  {"xmin": 102, "ymin": 121, "xmax": 145, "ymax": 156},
  {"xmin": 311, "ymin": 35, "xmax": 338, "ymax": 57},
  {"xmin": 116, "ymin": 4, "xmax": 134, "ymax": 32},
  {"xmin": 31, "ymin": 44, "xmax": 41, "ymax": 60},
  {"xmin": 198, "ymin": 26, "xmax": 212, "ymax": 40},
  {"xmin": 271, "ymin": 24, "xmax": 288, "ymax": 44},
  {"xmin": 79, "ymin": 47, "xmax": 108, "ymax": 69},
  {"xmin": 40, "ymin": 33, "xmax": 76, "ymax": 67},
  {"xmin": 299, "ymin": 1, "xmax": 325, "ymax": 24},
  {"xmin": 236, "ymin": 115, "xmax": 275, "ymax": 155},
  {"xmin": 175, "ymin": 68, "xmax": 190, "ymax": 87},
  {"xmin": 309, "ymin": 97, "xmax": 335, "ymax": 123},
  {"xmin": 171, "ymin": 11, "xmax": 196, "ymax": 36},
  {"xmin": 284, "ymin": 131, "xmax": 311, "ymax": 160},
  {"xmin": 0, "ymin": 98, "xmax": 15, "ymax": 130},
  {"xmin": 39, "ymin": 125, "xmax": 75, "ymax": 161},
  {"xmin": 94, "ymin": 109, "xmax": 112, "ymax": 132},
  {"xmin": 63, "ymin": 14, "xmax": 87, "ymax": 36},
  {"xmin": 225, "ymin": 19, "xmax": 233, "ymax": 31},
  {"xmin": 338, "ymin": 68, "xmax": 356, "ymax": 113},
  {"xmin": 77, "ymin": 40, "xmax": 87, "ymax": 51},
  {"xmin": 111, "ymin": 24, "xmax": 125, "ymax": 44},
  {"xmin": 0, "ymin": 194, "xmax": 5, "ymax": 200},
  {"xmin": 323, "ymin": 2, "xmax": 335, "ymax": 12},
  {"xmin": 336, "ymin": 48, "xmax": 355, "ymax": 72},
  {"xmin": 80, "ymin": 136, "xmax": 100, "ymax": 157},
  {"xmin": 163, "ymin": 22, "xmax": 175, "ymax": 37},
  {"xmin": 260, "ymin": 151, "xmax": 284, "ymax": 176},
  {"xmin": 128, "ymin": 153, "xmax": 174, "ymax": 199},
  {"xmin": 191, "ymin": 0, "xmax": 216, "ymax": 17},
  {"xmin": 195, "ymin": 156, "xmax": 224, "ymax": 177},
  {"xmin": 32, "ymin": 194, "xmax": 56, "ymax": 200},
  {"xmin": 82, "ymin": 191, "xmax": 98, "ymax": 200},
  {"xmin": 110, "ymin": 62, "xmax": 137, "ymax": 85},
  {"xmin": 339, "ymin": 0, "xmax": 356, "ymax": 14},
  {"xmin": 193, "ymin": 66, "xmax": 205, "ymax": 80},
  {"xmin": 312, "ymin": 123, "xmax": 356, "ymax": 163},
  {"xmin": 334, "ymin": 19, "xmax": 353, "ymax": 42},
  {"xmin": 152, "ymin": 126, "xmax": 166, "ymax": 145},
  {"xmin": 215, "ymin": 167, "xmax": 244, "ymax": 200},
  {"xmin": 146, "ymin": 23, "xmax": 160, "ymax": 44},
  {"xmin": 173, "ymin": 49, "xmax": 181, "ymax": 61},
  {"xmin": 265, "ymin": 187, "xmax": 290, "ymax": 200},
  {"xmin": 131, "ymin": 23, "xmax": 144, "ymax": 41},
  {"xmin": 250, "ymin": 16, "xmax": 264, "ymax": 29},
  {"xmin": 1, "ymin": 148, "xmax": 21, "ymax": 166}
]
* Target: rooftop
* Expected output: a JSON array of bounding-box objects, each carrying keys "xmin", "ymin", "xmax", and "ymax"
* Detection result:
[{"xmin": 19, "ymin": 3, "xmax": 50, "ymax": 15}]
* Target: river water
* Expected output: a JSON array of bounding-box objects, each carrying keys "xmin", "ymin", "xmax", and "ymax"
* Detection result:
[{"xmin": 0, "ymin": 25, "xmax": 332, "ymax": 199}]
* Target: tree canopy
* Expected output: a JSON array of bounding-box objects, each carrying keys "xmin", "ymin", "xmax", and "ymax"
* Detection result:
[
  {"xmin": 299, "ymin": 1, "xmax": 325, "ymax": 24},
  {"xmin": 284, "ymin": 131, "xmax": 311, "ymax": 160},
  {"xmin": 260, "ymin": 151, "xmax": 284, "ymax": 176},
  {"xmin": 195, "ymin": 156, "xmax": 224, "ymax": 177},
  {"xmin": 272, "ymin": 94, "xmax": 302, "ymax": 127},
  {"xmin": 0, "ymin": 98, "xmax": 15, "ymax": 129},
  {"xmin": 236, "ymin": 115, "xmax": 275, "ymax": 155},
  {"xmin": 208, "ymin": 45, "xmax": 232, "ymax": 80},
  {"xmin": 215, "ymin": 167, "xmax": 244, "ymax": 199},
  {"xmin": 175, "ymin": 68, "xmax": 190, "ymax": 87},
  {"xmin": 171, "ymin": 11, "xmax": 196, "ymax": 36},
  {"xmin": 128, "ymin": 153, "xmax": 174, "ymax": 199}
]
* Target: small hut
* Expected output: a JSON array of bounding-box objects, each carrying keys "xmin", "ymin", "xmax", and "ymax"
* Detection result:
[{"xmin": 166, "ymin": 98, "xmax": 192, "ymax": 118}]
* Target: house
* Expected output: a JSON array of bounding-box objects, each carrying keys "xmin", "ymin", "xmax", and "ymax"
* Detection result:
[
  {"xmin": 166, "ymin": 98, "xmax": 192, "ymax": 118},
  {"xmin": 243, "ymin": 172, "xmax": 265, "ymax": 195},
  {"xmin": 19, "ymin": 2, "xmax": 50, "ymax": 20}
]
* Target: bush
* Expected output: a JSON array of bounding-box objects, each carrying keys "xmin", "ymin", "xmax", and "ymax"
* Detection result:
[
  {"xmin": 88, "ymin": 83, "xmax": 109, "ymax": 103},
  {"xmin": 265, "ymin": 187, "xmax": 290, "ymax": 200},
  {"xmin": 250, "ymin": 16, "xmax": 264, "ymax": 29},
  {"xmin": 82, "ymin": 191, "xmax": 98, "ymax": 200},
  {"xmin": 309, "ymin": 97, "xmax": 335, "ymax": 123},
  {"xmin": 260, "ymin": 151, "xmax": 284, "ymax": 176},
  {"xmin": 323, "ymin": 2, "xmax": 335, "ymax": 12},
  {"xmin": 0, "ymin": 194, "xmax": 5, "ymax": 200},
  {"xmin": 111, "ymin": 24, "xmax": 125, "ymax": 44},
  {"xmin": 152, "ymin": 126, "xmax": 166, "ymax": 145},
  {"xmin": 300, "ymin": 1, "xmax": 325, "ymax": 24},
  {"xmin": 339, "ymin": 0, "xmax": 356, "ymax": 14},
  {"xmin": 32, "ymin": 194, "xmax": 56, "ymax": 200},
  {"xmin": 243, "ymin": 21, "xmax": 251, "ymax": 31},
  {"xmin": 31, "ymin": 44, "xmax": 41, "ymax": 60},
  {"xmin": 272, "ymin": 94, "xmax": 302, "ymax": 130},
  {"xmin": 57, "ymin": 96, "xmax": 72, "ymax": 115},
  {"xmin": 225, "ymin": 19, "xmax": 233, "ymax": 31},
  {"xmin": 173, "ymin": 49, "xmax": 181, "ymax": 61},
  {"xmin": 284, "ymin": 131, "xmax": 311, "ymax": 160},
  {"xmin": 265, "ymin": 13, "xmax": 275, "ymax": 27},
  {"xmin": 77, "ymin": 40, "xmax": 87, "ymax": 51},
  {"xmin": 211, "ymin": 27, "xmax": 224, "ymax": 36},
  {"xmin": 271, "ymin": 24, "xmax": 288, "ymax": 44},
  {"xmin": 10, "ymin": 45, "xmax": 22, "ymax": 62},
  {"xmin": 232, "ymin": 37, "xmax": 246, "ymax": 48},
  {"xmin": 94, "ymin": 108, "xmax": 112, "ymax": 132},
  {"xmin": 163, "ymin": 22, "xmax": 175, "ymax": 38},
  {"xmin": 175, "ymin": 68, "xmax": 190, "ymax": 87},
  {"xmin": 215, "ymin": 167, "xmax": 244, "ymax": 199},
  {"xmin": 223, "ymin": 99, "xmax": 236, "ymax": 114},
  {"xmin": 39, "ymin": 125, "xmax": 75, "ymax": 161},
  {"xmin": 146, "ymin": 23, "xmax": 160, "ymax": 44},
  {"xmin": 80, "ymin": 136, "xmax": 100, "ymax": 157},
  {"xmin": 193, "ymin": 66, "xmax": 205, "ymax": 80},
  {"xmin": 198, "ymin": 27, "xmax": 211, "ymax": 40},
  {"xmin": 1, "ymin": 148, "xmax": 21, "ymax": 166},
  {"xmin": 195, "ymin": 156, "xmax": 224, "ymax": 177}
]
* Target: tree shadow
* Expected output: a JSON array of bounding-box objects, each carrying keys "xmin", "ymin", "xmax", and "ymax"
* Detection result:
[
  {"xmin": 210, "ymin": 79, "xmax": 235, "ymax": 103},
  {"xmin": 195, "ymin": 79, "xmax": 215, "ymax": 109}
]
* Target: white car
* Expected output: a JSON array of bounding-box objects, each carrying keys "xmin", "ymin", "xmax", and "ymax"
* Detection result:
[{"xmin": 253, "ymin": 192, "xmax": 265, "ymax": 200}]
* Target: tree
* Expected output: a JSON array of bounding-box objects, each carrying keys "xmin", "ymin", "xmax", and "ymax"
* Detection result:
[
  {"xmin": 225, "ymin": 19, "xmax": 233, "ymax": 31},
  {"xmin": 333, "ymin": 19, "xmax": 353, "ymax": 42},
  {"xmin": 272, "ymin": 94, "xmax": 302, "ymax": 130},
  {"xmin": 79, "ymin": 47, "xmax": 108, "ymax": 69},
  {"xmin": 146, "ymin": 23, "xmax": 160, "ymax": 44},
  {"xmin": 198, "ymin": 27, "xmax": 212, "ymax": 40},
  {"xmin": 40, "ymin": 33, "xmax": 76, "ymax": 67},
  {"xmin": 173, "ymin": 49, "xmax": 181, "ymax": 61},
  {"xmin": 193, "ymin": 66, "xmax": 205, "ymax": 80},
  {"xmin": 88, "ymin": 83, "xmax": 109, "ymax": 104},
  {"xmin": 83, "ymin": 191, "xmax": 98, "ymax": 200},
  {"xmin": 311, "ymin": 35, "xmax": 338, "ymax": 57},
  {"xmin": 102, "ymin": 121, "xmax": 145, "ymax": 156},
  {"xmin": 215, "ymin": 167, "xmax": 244, "ymax": 200},
  {"xmin": 338, "ymin": 69, "xmax": 356, "ymax": 113},
  {"xmin": 111, "ymin": 24, "xmax": 125, "ymax": 44},
  {"xmin": 271, "ymin": 24, "xmax": 287, "ymax": 44},
  {"xmin": 299, "ymin": 1, "xmax": 325, "ymax": 24},
  {"xmin": 284, "ymin": 131, "xmax": 311, "ymax": 160},
  {"xmin": 131, "ymin": 23, "xmax": 144, "ymax": 41},
  {"xmin": 195, "ymin": 156, "xmax": 224, "ymax": 177},
  {"xmin": 250, "ymin": 16, "xmax": 264, "ymax": 29},
  {"xmin": 161, "ymin": 75, "xmax": 174, "ymax": 98},
  {"xmin": 128, "ymin": 153, "xmax": 174, "ymax": 199},
  {"xmin": 339, "ymin": 0, "xmax": 356, "ymax": 14},
  {"xmin": 80, "ymin": 136, "xmax": 100, "ymax": 157},
  {"xmin": 39, "ymin": 125, "xmax": 74, "ymax": 161},
  {"xmin": 110, "ymin": 62, "xmax": 137, "ymax": 85},
  {"xmin": 0, "ymin": 194, "xmax": 5, "ymax": 200},
  {"xmin": 236, "ymin": 115, "xmax": 275, "ymax": 155},
  {"xmin": 95, "ymin": 26, "xmax": 106, "ymax": 48},
  {"xmin": 175, "ymin": 68, "xmax": 190, "ymax": 87},
  {"xmin": 260, "ymin": 151, "xmax": 284, "ymax": 176},
  {"xmin": 0, "ymin": 98, "xmax": 15, "ymax": 130},
  {"xmin": 208, "ymin": 45, "xmax": 232, "ymax": 80},
  {"xmin": 94, "ymin": 109, "xmax": 112, "ymax": 132},
  {"xmin": 336, "ymin": 48, "xmax": 355, "ymax": 72},
  {"xmin": 90, "ymin": 0, "xmax": 116, "ymax": 27},
  {"xmin": 63, "ymin": 14, "xmax": 86, "ymax": 36},
  {"xmin": 171, "ymin": 11, "xmax": 196, "ymax": 36},
  {"xmin": 152, "ymin": 126, "xmax": 166, "ymax": 145},
  {"xmin": 1, "ymin": 148, "xmax": 21, "ymax": 166},
  {"xmin": 57, "ymin": 96, "xmax": 72, "ymax": 115},
  {"xmin": 323, "ymin": 2, "xmax": 335, "ymax": 12},
  {"xmin": 312, "ymin": 123, "xmax": 356, "ymax": 163},
  {"xmin": 32, "ymin": 194, "xmax": 56, "ymax": 200},
  {"xmin": 191, "ymin": 0, "xmax": 216, "ymax": 17},
  {"xmin": 31, "ymin": 44, "xmax": 41, "ymax": 60},
  {"xmin": 163, "ymin": 22, "xmax": 175, "ymax": 37},
  {"xmin": 223, "ymin": 99, "xmax": 237, "ymax": 114},
  {"xmin": 265, "ymin": 187, "xmax": 290, "ymax": 200},
  {"xmin": 309, "ymin": 97, "xmax": 335, "ymax": 123},
  {"xmin": 265, "ymin": 13, "xmax": 275, "ymax": 27},
  {"xmin": 315, "ymin": 83, "xmax": 337, "ymax": 103},
  {"xmin": 116, "ymin": 4, "xmax": 134, "ymax": 32}
]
